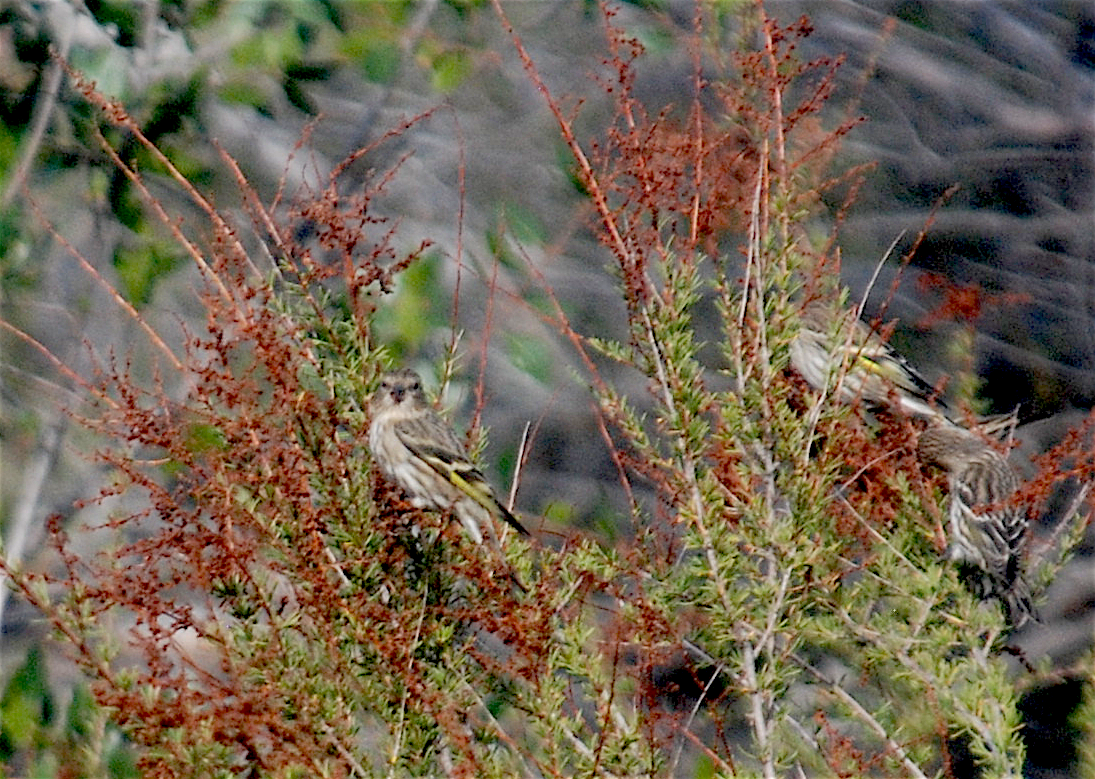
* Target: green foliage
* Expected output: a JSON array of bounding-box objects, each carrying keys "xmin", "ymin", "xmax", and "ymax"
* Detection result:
[
  {"xmin": 428, "ymin": 47, "xmax": 473, "ymax": 94},
  {"xmin": 0, "ymin": 123, "xmax": 21, "ymax": 181},
  {"xmin": 494, "ymin": 201, "xmax": 547, "ymax": 250},
  {"xmin": 372, "ymin": 252, "xmax": 450, "ymax": 360},
  {"xmin": 112, "ymin": 240, "xmax": 184, "ymax": 307},
  {"xmin": 0, "ymin": 646, "xmax": 52, "ymax": 754},
  {"xmin": 502, "ymin": 331, "xmax": 553, "ymax": 384},
  {"xmin": 344, "ymin": 32, "xmax": 402, "ymax": 85},
  {"xmin": 0, "ymin": 647, "xmax": 136, "ymax": 778},
  {"xmin": 1075, "ymin": 671, "xmax": 1095, "ymax": 777}
]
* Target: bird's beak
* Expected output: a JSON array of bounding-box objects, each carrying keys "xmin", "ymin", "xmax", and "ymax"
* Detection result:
[{"xmin": 392, "ymin": 387, "xmax": 405, "ymax": 403}]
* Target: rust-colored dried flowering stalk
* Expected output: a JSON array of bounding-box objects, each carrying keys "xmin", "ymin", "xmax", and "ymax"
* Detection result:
[
  {"xmin": 494, "ymin": 1, "xmax": 1093, "ymax": 777},
  {"xmin": 8, "ymin": 43, "xmax": 705, "ymax": 775},
  {"xmin": 3, "ymin": 74, "xmax": 579, "ymax": 776}
]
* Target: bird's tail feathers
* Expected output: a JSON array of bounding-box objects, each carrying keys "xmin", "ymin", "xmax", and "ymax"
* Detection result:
[
  {"xmin": 1001, "ymin": 576, "xmax": 1039, "ymax": 630},
  {"xmin": 494, "ymin": 499, "xmax": 530, "ymax": 536}
]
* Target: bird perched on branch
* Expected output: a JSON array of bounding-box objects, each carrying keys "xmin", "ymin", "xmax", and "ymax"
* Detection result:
[
  {"xmin": 368, "ymin": 368, "xmax": 529, "ymax": 545},
  {"xmin": 916, "ymin": 425, "xmax": 1036, "ymax": 628},
  {"xmin": 790, "ymin": 300, "xmax": 948, "ymax": 422}
]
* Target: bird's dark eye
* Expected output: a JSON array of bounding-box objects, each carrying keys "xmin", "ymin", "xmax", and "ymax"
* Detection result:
[{"xmin": 411, "ymin": 382, "xmax": 419, "ymax": 390}]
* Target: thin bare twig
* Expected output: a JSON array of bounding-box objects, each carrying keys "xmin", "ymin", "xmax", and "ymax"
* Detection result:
[
  {"xmin": 792, "ymin": 652, "xmax": 930, "ymax": 779},
  {"xmin": 2, "ymin": 26, "xmax": 71, "ymax": 209}
]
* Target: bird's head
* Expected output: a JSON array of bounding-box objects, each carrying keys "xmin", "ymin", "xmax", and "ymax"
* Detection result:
[
  {"xmin": 375, "ymin": 368, "xmax": 427, "ymax": 411},
  {"xmin": 916, "ymin": 425, "xmax": 986, "ymax": 471}
]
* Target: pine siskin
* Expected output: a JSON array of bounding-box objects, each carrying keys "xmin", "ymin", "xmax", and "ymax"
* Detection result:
[
  {"xmin": 368, "ymin": 368, "xmax": 529, "ymax": 544},
  {"xmin": 917, "ymin": 425, "xmax": 1036, "ymax": 628},
  {"xmin": 790, "ymin": 301, "xmax": 947, "ymax": 422}
]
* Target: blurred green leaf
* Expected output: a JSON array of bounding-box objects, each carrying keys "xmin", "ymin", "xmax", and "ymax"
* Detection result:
[
  {"xmin": 499, "ymin": 202, "xmax": 546, "ymax": 247},
  {"xmin": 64, "ymin": 685, "xmax": 95, "ymax": 739},
  {"xmin": 358, "ymin": 38, "xmax": 402, "ymax": 85},
  {"xmin": 0, "ymin": 646, "xmax": 52, "ymax": 755},
  {"xmin": 0, "ymin": 123, "xmax": 21, "ymax": 178},
  {"xmin": 544, "ymin": 501, "xmax": 575, "ymax": 524},
  {"xmin": 283, "ymin": 75, "xmax": 317, "ymax": 114},
  {"xmin": 1, "ymin": 689, "xmax": 39, "ymax": 753},
  {"xmin": 113, "ymin": 241, "xmax": 184, "ymax": 307},
  {"xmin": 231, "ymin": 20, "xmax": 305, "ymax": 72},
  {"xmin": 690, "ymin": 753, "xmax": 716, "ymax": 779},
  {"xmin": 374, "ymin": 253, "xmax": 447, "ymax": 358},
  {"xmin": 443, "ymin": 0, "xmax": 487, "ymax": 16},
  {"xmin": 107, "ymin": 740, "xmax": 139, "ymax": 778},
  {"xmin": 217, "ymin": 79, "xmax": 273, "ymax": 111},
  {"xmin": 85, "ymin": 0, "xmax": 140, "ymax": 46},
  {"xmin": 280, "ymin": 60, "xmax": 333, "ymax": 113},
  {"xmin": 429, "ymin": 49, "xmax": 472, "ymax": 94},
  {"xmin": 504, "ymin": 332, "xmax": 552, "ymax": 384},
  {"xmin": 185, "ymin": 422, "xmax": 229, "ymax": 455}
]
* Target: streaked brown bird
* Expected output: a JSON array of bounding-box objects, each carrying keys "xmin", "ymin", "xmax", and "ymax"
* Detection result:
[
  {"xmin": 368, "ymin": 368, "xmax": 528, "ymax": 544},
  {"xmin": 917, "ymin": 425, "xmax": 1036, "ymax": 628},
  {"xmin": 790, "ymin": 301, "xmax": 947, "ymax": 422}
]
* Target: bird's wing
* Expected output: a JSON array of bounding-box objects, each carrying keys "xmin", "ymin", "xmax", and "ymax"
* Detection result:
[
  {"xmin": 855, "ymin": 326, "xmax": 940, "ymax": 401},
  {"xmin": 393, "ymin": 413, "xmax": 529, "ymax": 536},
  {"xmin": 393, "ymin": 413, "xmax": 486, "ymax": 481}
]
